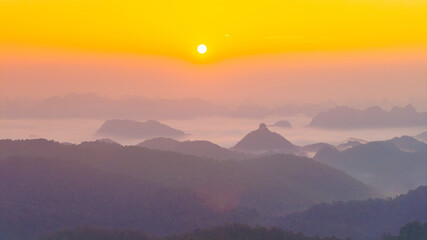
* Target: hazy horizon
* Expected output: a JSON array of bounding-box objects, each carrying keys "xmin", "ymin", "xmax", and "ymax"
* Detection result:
[
  {"xmin": 2, "ymin": 47, "xmax": 427, "ymax": 108},
  {"xmin": 1, "ymin": 1, "xmax": 427, "ymax": 240}
]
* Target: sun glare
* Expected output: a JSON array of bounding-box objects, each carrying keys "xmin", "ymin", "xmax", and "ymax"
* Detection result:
[{"xmin": 197, "ymin": 44, "xmax": 207, "ymax": 54}]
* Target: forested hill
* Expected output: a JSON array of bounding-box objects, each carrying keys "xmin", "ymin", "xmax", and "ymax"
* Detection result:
[
  {"xmin": 38, "ymin": 224, "xmax": 343, "ymax": 240},
  {"xmin": 0, "ymin": 139, "xmax": 376, "ymax": 215},
  {"xmin": 280, "ymin": 186, "xmax": 427, "ymax": 240}
]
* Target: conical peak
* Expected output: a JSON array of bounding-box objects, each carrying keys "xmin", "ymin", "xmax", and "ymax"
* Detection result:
[{"xmin": 232, "ymin": 122, "xmax": 296, "ymax": 152}]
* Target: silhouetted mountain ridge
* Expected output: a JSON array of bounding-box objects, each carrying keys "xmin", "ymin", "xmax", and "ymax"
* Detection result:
[
  {"xmin": 0, "ymin": 139, "xmax": 376, "ymax": 216},
  {"xmin": 38, "ymin": 224, "xmax": 344, "ymax": 240},
  {"xmin": 0, "ymin": 93, "xmax": 334, "ymax": 119},
  {"xmin": 0, "ymin": 93, "xmax": 223, "ymax": 119},
  {"xmin": 96, "ymin": 119, "xmax": 187, "ymax": 139},
  {"xmin": 301, "ymin": 143, "xmax": 335, "ymax": 153},
  {"xmin": 280, "ymin": 186, "xmax": 427, "ymax": 240},
  {"xmin": 314, "ymin": 137, "xmax": 427, "ymax": 195},
  {"xmin": 336, "ymin": 138, "xmax": 367, "ymax": 151},
  {"xmin": 139, "ymin": 138, "xmax": 254, "ymax": 160},
  {"xmin": 310, "ymin": 104, "xmax": 427, "ymax": 129},
  {"xmin": 387, "ymin": 135, "xmax": 427, "ymax": 153},
  {"xmin": 0, "ymin": 156, "xmax": 260, "ymax": 240},
  {"xmin": 416, "ymin": 131, "xmax": 427, "ymax": 143}
]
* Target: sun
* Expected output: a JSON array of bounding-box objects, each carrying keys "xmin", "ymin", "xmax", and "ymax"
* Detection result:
[{"xmin": 197, "ymin": 44, "xmax": 207, "ymax": 54}]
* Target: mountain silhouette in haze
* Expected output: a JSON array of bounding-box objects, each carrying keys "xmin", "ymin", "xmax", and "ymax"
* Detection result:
[
  {"xmin": 270, "ymin": 120, "xmax": 292, "ymax": 128},
  {"xmin": 226, "ymin": 101, "xmax": 334, "ymax": 118},
  {"xmin": 301, "ymin": 142, "xmax": 336, "ymax": 156},
  {"xmin": 388, "ymin": 135, "xmax": 427, "ymax": 153},
  {"xmin": 309, "ymin": 104, "xmax": 427, "ymax": 129},
  {"xmin": 139, "ymin": 138, "xmax": 254, "ymax": 160},
  {"xmin": 231, "ymin": 123, "xmax": 299, "ymax": 154},
  {"xmin": 336, "ymin": 137, "xmax": 368, "ymax": 151},
  {"xmin": 0, "ymin": 139, "xmax": 376, "ymax": 217},
  {"xmin": 1, "ymin": 138, "xmax": 423, "ymax": 240},
  {"xmin": 96, "ymin": 119, "xmax": 187, "ymax": 139},
  {"xmin": 0, "ymin": 93, "xmax": 224, "ymax": 119},
  {"xmin": 314, "ymin": 136, "xmax": 427, "ymax": 195},
  {"xmin": 280, "ymin": 186, "xmax": 427, "ymax": 240},
  {"xmin": 95, "ymin": 138, "xmax": 120, "ymax": 145},
  {"xmin": 0, "ymin": 156, "xmax": 262, "ymax": 240},
  {"xmin": 416, "ymin": 131, "xmax": 427, "ymax": 143},
  {"xmin": 0, "ymin": 93, "xmax": 334, "ymax": 120}
]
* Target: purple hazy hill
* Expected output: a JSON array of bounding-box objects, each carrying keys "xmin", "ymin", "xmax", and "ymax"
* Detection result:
[
  {"xmin": 232, "ymin": 123, "xmax": 298, "ymax": 154},
  {"xmin": 96, "ymin": 119, "xmax": 187, "ymax": 139},
  {"xmin": 310, "ymin": 104, "xmax": 427, "ymax": 129}
]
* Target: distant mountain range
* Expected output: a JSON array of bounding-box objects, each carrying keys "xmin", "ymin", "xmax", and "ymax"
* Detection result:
[
  {"xmin": 309, "ymin": 104, "xmax": 427, "ymax": 129},
  {"xmin": 0, "ymin": 93, "xmax": 335, "ymax": 119},
  {"xmin": 135, "ymin": 123, "xmax": 425, "ymax": 164},
  {"xmin": 280, "ymin": 186, "xmax": 427, "ymax": 240},
  {"xmin": 139, "ymin": 125, "xmax": 336, "ymax": 158},
  {"xmin": 96, "ymin": 119, "xmax": 187, "ymax": 139},
  {"xmin": 3, "ymin": 94, "xmax": 426, "ymax": 125},
  {"xmin": 139, "ymin": 138, "xmax": 253, "ymax": 160},
  {"xmin": 0, "ymin": 93, "xmax": 223, "ymax": 119},
  {"xmin": 314, "ymin": 136, "xmax": 427, "ymax": 195}
]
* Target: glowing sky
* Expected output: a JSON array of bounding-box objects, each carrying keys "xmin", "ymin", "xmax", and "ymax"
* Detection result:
[
  {"xmin": 1, "ymin": 0, "xmax": 426, "ymax": 105},
  {"xmin": 1, "ymin": 0, "xmax": 427, "ymax": 62}
]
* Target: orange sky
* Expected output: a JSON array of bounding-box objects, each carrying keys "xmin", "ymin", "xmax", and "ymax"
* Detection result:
[{"xmin": 1, "ymin": 0, "xmax": 427, "ymax": 105}]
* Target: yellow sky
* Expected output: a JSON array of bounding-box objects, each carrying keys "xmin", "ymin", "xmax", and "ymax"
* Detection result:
[
  {"xmin": 1, "ymin": 0, "xmax": 427, "ymax": 62},
  {"xmin": 1, "ymin": 0, "xmax": 427, "ymax": 105}
]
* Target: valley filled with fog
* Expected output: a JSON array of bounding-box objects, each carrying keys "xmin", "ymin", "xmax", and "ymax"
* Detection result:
[{"xmin": 1, "ymin": 115, "xmax": 425, "ymax": 147}]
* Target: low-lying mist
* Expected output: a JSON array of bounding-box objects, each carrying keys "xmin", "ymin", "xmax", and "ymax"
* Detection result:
[{"xmin": 1, "ymin": 116, "xmax": 425, "ymax": 147}]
